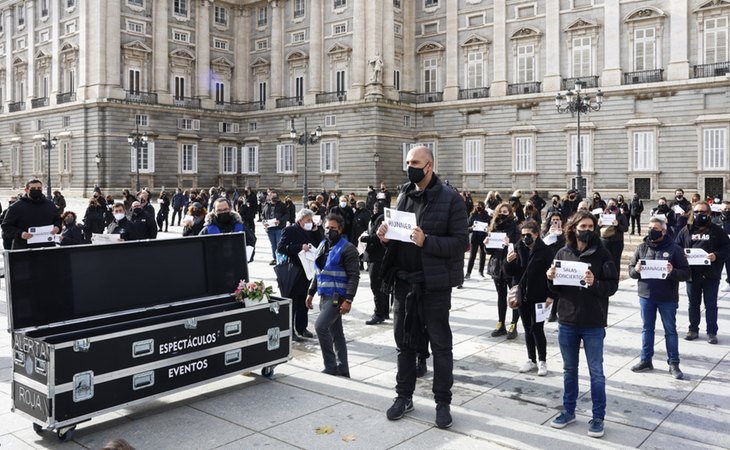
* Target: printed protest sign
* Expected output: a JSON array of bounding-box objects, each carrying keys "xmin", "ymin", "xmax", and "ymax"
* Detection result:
[
  {"xmin": 384, "ymin": 208, "xmax": 417, "ymax": 243},
  {"xmin": 553, "ymin": 260, "xmax": 590, "ymax": 287}
]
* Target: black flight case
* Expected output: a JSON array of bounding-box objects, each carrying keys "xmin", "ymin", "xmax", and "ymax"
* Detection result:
[{"xmin": 5, "ymin": 233, "xmax": 291, "ymax": 441}]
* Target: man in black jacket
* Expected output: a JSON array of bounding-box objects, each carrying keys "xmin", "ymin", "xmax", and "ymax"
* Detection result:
[
  {"xmin": 629, "ymin": 193, "xmax": 644, "ymax": 235},
  {"xmin": 361, "ymin": 204, "xmax": 386, "ymax": 324},
  {"xmin": 1, "ymin": 179, "xmax": 61, "ymax": 249},
  {"xmin": 127, "ymin": 201, "xmax": 158, "ymax": 240},
  {"xmin": 628, "ymin": 217, "xmax": 690, "ymax": 379},
  {"xmin": 377, "ymin": 145, "xmax": 468, "ymax": 429},
  {"xmin": 675, "ymin": 201, "xmax": 730, "ymax": 344},
  {"xmin": 262, "ymin": 191, "xmax": 289, "ymax": 265}
]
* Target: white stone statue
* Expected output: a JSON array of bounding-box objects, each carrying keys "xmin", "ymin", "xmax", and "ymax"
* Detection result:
[{"xmin": 369, "ymin": 54, "xmax": 383, "ymax": 84}]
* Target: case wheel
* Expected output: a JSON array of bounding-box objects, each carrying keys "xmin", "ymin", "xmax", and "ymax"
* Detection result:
[
  {"xmin": 32, "ymin": 423, "xmax": 44, "ymax": 435},
  {"xmin": 57, "ymin": 426, "xmax": 75, "ymax": 442},
  {"xmin": 261, "ymin": 366, "xmax": 275, "ymax": 378}
]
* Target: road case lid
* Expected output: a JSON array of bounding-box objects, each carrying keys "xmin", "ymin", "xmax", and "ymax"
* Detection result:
[{"xmin": 5, "ymin": 233, "xmax": 248, "ymax": 331}]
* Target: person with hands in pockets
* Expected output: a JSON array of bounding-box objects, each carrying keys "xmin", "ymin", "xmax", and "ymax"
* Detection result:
[
  {"xmin": 546, "ymin": 210, "xmax": 618, "ymax": 439},
  {"xmin": 628, "ymin": 217, "xmax": 690, "ymax": 379}
]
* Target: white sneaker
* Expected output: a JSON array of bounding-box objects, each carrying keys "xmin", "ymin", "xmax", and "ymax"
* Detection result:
[
  {"xmin": 519, "ymin": 360, "xmax": 538, "ymax": 373},
  {"xmin": 722, "ymin": 283, "xmax": 730, "ymax": 292},
  {"xmin": 537, "ymin": 361, "xmax": 548, "ymax": 376}
]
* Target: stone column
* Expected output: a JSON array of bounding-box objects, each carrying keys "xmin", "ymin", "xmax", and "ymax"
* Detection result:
[
  {"xmin": 349, "ymin": 0, "xmax": 366, "ymax": 99},
  {"xmin": 601, "ymin": 0, "xmax": 621, "ymax": 86},
  {"xmin": 364, "ymin": 0, "xmax": 384, "ymax": 99},
  {"xmin": 105, "ymin": 0, "xmax": 122, "ymax": 98},
  {"xmin": 26, "ymin": 0, "xmax": 35, "ymax": 103},
  {"xmin": 382, "ymin": 1, "xmax": 395, "ymax": 98},
  {"xmin": 543, "ymin": 0, "xmax": 561, "ymax": 92},
  {"xmin": 4, "ymin": 9, "xmax": 12, "ymax": 104},
  {"xmin": 443, "ymin": 0, "xmax": 459, "ymax": 101},
  {"xmin": 667, "ymin": 0, "xmax": 689, "ymax": 80},
  {"xmin": 491, "ymin": 0, "xmax": 507, "ymax": 97},
  {"xmin": 196, "ymin": 0, "xmax": 211, "ymax": 100},
  {"xmin": 268, "ymin": 0, "xmax": 283, "ymax": 107},
  {"xmin": 153, "ymin": 0, "xmax": 169, "ymax": 99},
  {"xmin": 50, "ymin": 0, "xmax": 60, "ymax": 104},
  {"xmin": 233, "ymin": 7, "xmax": 250, "ymax": 102},
  {"xmin": 402, "ymin": 0, "xmax": 415, "ymax": 92},
  {"xmin": 307, "ymin": 0, "xmax": 322, "ymax": 99}
]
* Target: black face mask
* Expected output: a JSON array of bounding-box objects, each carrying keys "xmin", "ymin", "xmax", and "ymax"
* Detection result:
[
  {"xmin": 676, "ymin": 195, "xmax": 684, "ymax": 201},
  {"xmin": 576, "ymin": 230, "xmax": 593, "ymax": 243},
  {"xmin": 326, "ymin": 229, "xmax": 340, "ymax": 243},
  {"xmin": 133, "ymin": 208, "xmax": 143, "ymax": 215},
  {"xmin": 407, "ymin": 165, "xmax": 427, "ymax": 184},
  {"xmin": 217, "ymin": 212, "xmax": 232, "ymax": 224},
  {"xmin": 29, "ymin": 189, "xmax": 43, "ymax": 201},
  {"xmin": 569, "ymin": 195, "xmax": 576, "ymax": 200},
  {"xmin": 657, "ymin": 204, "xmax": 668, "ymax": 212},
  {"xmin": 522, "ymin": 235, "xmax": 534, "ymax": 246},
  {"xmin": 64, "ymin": 217, "xmax": 75, "ymax": 225},
  {"xmin": 723, "ymin": 211, "xmax": 730, "ymax": 219},
  {"xmin": 694, "ymin": 213, "xmax": 710, "ymax": 227},
  {"xmin": 648, "ymin": 229, "xmax": 663, "ymax": 242}
]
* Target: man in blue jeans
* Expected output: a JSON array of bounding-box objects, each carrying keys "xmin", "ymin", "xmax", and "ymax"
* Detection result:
[
  {"xmin": 546, "ymin": 211, "xmax": 618, "ymax": 438},
  {"xmin": 628, "ymin": 217, "xmax": 690, "ymax": 379},
  {"xmin": 675, "ymin": 201, "xmax": 730, "ymax": 344},
  {"xmin": 261, "ymin": 191, "xmax": 289, "ymax": 265}
]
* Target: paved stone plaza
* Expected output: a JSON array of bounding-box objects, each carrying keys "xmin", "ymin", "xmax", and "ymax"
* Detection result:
[{"xmin": 0, "ymin": 206, "xmax": 729, "ymax": 449}]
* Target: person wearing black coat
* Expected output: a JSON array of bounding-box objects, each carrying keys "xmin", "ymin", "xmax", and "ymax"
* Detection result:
[
  {"xmin": 530, "ymin": 190, "xmax": 546, "ymax": 213},
  {"xmin": 278, "ymin": 209, "xmax": 322, "ymax": 341},
  {"xmin": 262, "ymin": 192, "xmax": 290, "ymax": 264},
  {"xmin": 171, "ymin": 188, "xmax": 187, "ymax": 226},
  {"xmin": 83, "ymin": 198, "xmax": 106, "ymax": 241},
  {"xmin": 542, "ymin": 212, "xmax": 566, "ymax": 322},
  {"xmin": 669, "ymin": 189, "xmax": 692, "ymax": 238},
  {"xmin": 0, "ymin": 196, "xmax": 18, "ymax": 249},
  {"xmin": 629, "ymin": 194, "xmax": 644, "ymax": 235},
  {"xmin": 546, "ymin": 195, "xmax": 565, "ymax": 222},
  {"xmin": 366, "ymin": 186, "xmax": 377, "ymax": 212},
  {"xmin": 182, "ymin": 203, "xmax": 207, "ymax": 237},
  {"xmin": 360, "ymin": 204, "xmax": 387, "ymax": 324},
  {"xmin": 59, "ymin": 211, "xmax": 85, "ymax": 246},
  {"xmin": 377, "ymin": 146, "xmax": 468, "ymax": 428},
  {"xmin": 328, "ymin": 195, "xmax": 354, "ymax": 239},
  {"xmin": 1, "ymin": 180, "xmax": 61, "ymax": 250},
  {"xmin": 157, "ymin": 192, "xmax": 171, "ymax": 232},
  {"xmin": 504, "ymin": 220, "xmax": 554, "ymax": 376},
  {"xmin": 599, "ymin": 199, "xmax": 630, "ymax": 277},
  {"xmin": 716, "ymin": 201, "xmax": 730, "ymax": 292},
  {"xmin": 486, "ymin": 203, "xmax": 521, "ymax": 339},
  {"xmin": 127, "ymin": 201, "xmax": 158, "ymax": 240},
  {"xmin": 590, "ymin": 192, "xmax": 607, "ymax": 212},
  {"xmin": 561, "ymin": 189, "xmax": 581, "ymax": 219},
  {"xmin": 675, "ymin": 201, "xmax": 730, "ymax": 344},
  {"xmin": 650, "ymin": 198, "xmax": 676, "ymax": 239},
  {"xmin": 465, "ymin": 201, "xmax": 490, "ymax": 280}
]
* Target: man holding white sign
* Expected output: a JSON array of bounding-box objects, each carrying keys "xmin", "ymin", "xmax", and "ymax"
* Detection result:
[
  {"xmin": 377, "ymin": 145, "xmax": 468, "ymax": 429},
  {"xmin": 628, "ymin": 217, "xmax": 690, "ymax": 379},
  {"xmin": 546, "ymin": 211, "xmax": 618, "ymax": 438},
  {"xmin": 675, "ymin": 201, "xmax": 730, "ymax": 345},
  {"xmin": 1, "ymin": 179, "xmax": 61, "ymax": 250}
]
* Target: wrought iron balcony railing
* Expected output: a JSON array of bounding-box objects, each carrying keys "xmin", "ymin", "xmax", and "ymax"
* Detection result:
[
  {"xmin": 399, "ymin": 91, "xmax": 443, "ymax": 104},
  {"xmin": 693, "ymin": 62, "xmax": 730, "ymax": 79},
  {"xmin": 623, "ymin": 69, "xmax": 663, "ymax": 85},
  {"xmin": 276, "ymin": 96, "xmax": 304, "ymax": 108},
  {"xmin": 31, "ymin": 97, "xmax": 49, "ymax": 108},
  {"xmin": 562, "ymin": 76, "xmax": 599, "ymax": 90},
  {"xmin": 56, "ymin": 92, "xmax": 77, "ymax": 104},
  {"xmin": 507, "ymin": 82, "xmax": 542, "ymax": 95},
  {"xmin": 8, "ymin": 101, "xmax": 25, "ymax": 112},
  {"xmin": 458, "ymin": 87, "xmax": 490, "ymax": 100},
  {"xmin": 316, "ymin": 91, "xmax": 347, "ymax": 104},
  {"xmin": 173, "ymin": 96, "xmax": 201, "ymax": 109},
  {"xmin": 125, "ymin": 91, "xmax": 158, "ymax": 105}
]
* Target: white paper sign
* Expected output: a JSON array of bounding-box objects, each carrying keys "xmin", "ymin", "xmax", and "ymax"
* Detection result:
[
  {"xmin": 553, "ymin": 260, "xmax": 590, "ymax": 287},
  {"xmin": 652, "ymin": 213, "xmax": 667, "ymax": 222},
  {"xmin": 486, "ymin": 208, "xmax": 495, "ymax": 216},
  {"xmin": 472, "ymin": 221, "xmax": 489, "ymax": 232},
  {"xmin": 685, "ymin": 248, "xmax": 711, "ymax": 266},
  {"xmin": 384, "ymin": 208, "xmax": 417, "ymax": 243},
  {"xmin": 264, "ymin": 219, "xmax": 278, "ymax": 227},
  {"xmin": 376, "ymin": 192, "xmax": 386, "ymax": 200},
  {"xmin": 591, "ymin": 208, "xmax": 604, "ymax": 216},
  {"xmin": 711, "ymin": 203, "xmax": 722, "ymax": 213},
  {"xmin": 357, "ymin": 231, "xmax": 368, "ymax": 255},
  {"xmin": 312, "ymin": 215, "xmax": 322, "ymax": 226},
  {"xmin": 535, "ymin": 302, "xmax": 552, "ymax": 323},
  {"xmin": 27, "ymin": 225, "xmax": 55, "ymax": 244},
  {"xmin": 298, "ymin": 247, "xmax": 319, "ymax": 280},
  {"xmin": 92, "ymin": 233, "xmax": 121, "ymax": 245},
  {"xmin": 639, "ymin": 259, "xmax": 668, "ymax": 279},
  {"xmin": 672, "ymin": 205, "xmax": 685, "ymax": 215},
  {"xmin": 599, "ymin": 214, "xmax": 616, "ymax": 227},
  {"xmin": 484, "ymin": 232, "xmax": 507, "ymax": 249},
  {"xmin": 543, "ymin": 232, "xmax": 559, "ymax": 246}
]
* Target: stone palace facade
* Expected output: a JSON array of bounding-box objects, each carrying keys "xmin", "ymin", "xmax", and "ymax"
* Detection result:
[{"xmin": 0, "ymin": 0, "xmax": 728, "ymax": 199}]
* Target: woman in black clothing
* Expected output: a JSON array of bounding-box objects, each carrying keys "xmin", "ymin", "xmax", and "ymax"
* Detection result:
[
  {"xmin": 59, "ymin": 211, "xmax": 85, "ymax": 246},
  {"xmin": 360, "ymin": 203, "xmax": 388, "ymax": 324},
  {"xmin": 466, "ymin": 201, "xmax": 490, "ymax": 279},
  {"xmin": 599, "ymin": 198, "xmax": 629, "ymax": 277},
  {"xmin": 182, "ymin": 202, "xmax": 206, "ymax": 236},
  {"xmin": 542, "ymin": 212, "xmax": 566, "ymax": 322},
  {"xmin": 157, "ymin": 191, "xmax": 171, "ymax": 232},
  {"xmin": 590, "ymin": 192, "xmax": 607, "ymax": 212},
  {"xmin": 486, "ymin": 202, "xmax": 521, "ymax": 339},
  {"xmin": 83, "ymin": 197, "xmax": 106, "ymax": 240},
  {"xmin": 505, "ymin": 220, "xmax": 553, "ymax": 376}
]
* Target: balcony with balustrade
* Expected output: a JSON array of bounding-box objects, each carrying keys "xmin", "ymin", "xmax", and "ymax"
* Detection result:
[
  {"xmin": 315, "ymin": 92, "xmax": 347, "ymax": 104},
  {"xmin": 57, "ymin": 92, "xmax": 77, "ymax": 104},
  {"xmin": 507, "ymin": 82, "xmax": 541, "ymax": 95},
  {"xmin": 173, "ymin": 97, "xmax": 201, "ymax": 109},
  {"xmin": 692, "ymin": 62, "xmax": 730, "ymax": 79},
  {"xmin": 8, "ymin": 102, "xmax": 25, "ymax": 113},
  {"xmin": 399, "ymin": 91, "xmax": 443, "ymax": 104},
  {"xmin": 623, "ymin": 69, "xmax": 663, "ymax": 85},
  {"xmin": 31, "ymin": 97, "xmax": 49, "ymax": 108},
  {"xmin": 562, "ymin": 76, "xmax": 599, "ymax": 90},
  {"xmin": 125, "ymin": 91, "xmax": 158, "ymax": 105},
  {"xmin": 276, "ymin": 96, "xmax": 303, "ymax": 108},
  {"xmin": 458, "ymin": 87, "xmax": 490, "ymax": 100}
]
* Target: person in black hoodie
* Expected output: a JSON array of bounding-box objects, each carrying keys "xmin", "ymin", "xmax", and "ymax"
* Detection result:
[
  {"xmin": 278, "ymin": 208, "xmax": 322, "ymax": 341},
  {"xmin": 156, "ymin": 191, "xmax": 171, "ymax": 232},
  {"xmin": 628, "ymin": 217, "xmax": 690, "ymax": 379},
  {"xmin": 629, "ymin": 193, "xmax": 644, "ymax": 235},
  {"xmin": 669, "ymin": 188, "xmax": 692, "ymax": 238},
  {"xmin": 546, "ymin": 210, "xmax": 618, "ymax": 438},
  {"xmin": 485, "ymin": 202, "xmax": 521, "ymax": 339},
  {"xmin": 546, "ymin": 194, "xmax": 565, "ymax": 222},
  {"xmin": 599, "ymin": 198, "xmax": 629, "ymax": 277},
  {"xmin": 717, "ymin": 201, "xmax": 730, "ymax": 292},
  {"xmin": 561, "ymin": 189, "xmax": 581, "ymax": 219},
  {"xmin": 505, "ymin": 220, "xmax": 554, "ymax": 376},
  {"xmin": 0, "ymin": 196, "xmax": 18, "ymax": 249},
  {"xmin": 542, "ymin": 212, "xmax": 566, "ymax": 322},
  {"xmin": 1, "ymin": 179, "xmax": 61, "ymax": 249},
  {"xmin": 182, "ymin": 202, "xmax": 206, "ymax": 237},
  {"xmin": 105, "ymin": 203, "xmax": 135, "ymax": 240},
  {"xmin": 675, "ymin": 201, "xmax": 730, "ymax": 344},
  {"xmin": 650, "ymin": 197, "xmax": 676, "ymax": 239},
  {"xmin": 465, "ymin": 201, "xmax": 490, "ymax": 280},
  {"xmin": 58, "ymin": 211, "xmax": 85, "ymax": 246},
  {"xmin": 127, "ymin": 201, "xmax": 158, "ymax": 240},
  {"xmin": 361, "ymin": 203, "xmax": 387, "ymax": 324}
]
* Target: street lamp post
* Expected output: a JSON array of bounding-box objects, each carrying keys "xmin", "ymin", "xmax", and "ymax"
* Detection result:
[
  {"xmin": 290, "ymin": 118, "xmax": 322, "ymax": 208},
  {"xmin": 555, "ymin": 81, "xmax": 604, "ymax": 199},
  {"xmin": 40, "ymin": 131, "xmax": 58, "ymax": 198},
  {"xmin": 128, "ymin": 124, "xmax": 148, "ymax": 193}
]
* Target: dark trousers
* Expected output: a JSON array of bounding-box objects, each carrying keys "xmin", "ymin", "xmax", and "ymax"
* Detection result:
[
  {"xmin": 157, "ymin": 211, "xmax": 169, "ymax": 231},
  {"xmin": 601, "ymin": 239, "xmax": 624, "ymax": 278},
  {"xmin": 686, "ymin": 278, "xmax": 719, "ymax": 335},
  {"xmin": 171, "ymin": 207, "xmax": 183, "ymax": 226},
  {"xmin": 292, "ymin": 291, "xmax": 309, "ymax": 334},
  {"xmin": 466, "ymin": 243, "xmax": 486, "ymax": 276},
  {"xmin": 518, "ymin": 301, "xmax": 547, "ymax": 362},
  {"xmin": 315, "ymin": 296, "xmax": 348, "ymax": 375},
  {"xmin": 630, "ymin": 215, "xmax": 641, "ymax": 234},
  {"xmin": 368, "ymin": 260, "xmax": 389, "ymax": 318},
  {"xmin": 393, "ymin": 281, "xmax": 453, "ymax": 404},
  {"xmin": 494, "ymin": 279, "xmax": 520, "ymax": 325}
]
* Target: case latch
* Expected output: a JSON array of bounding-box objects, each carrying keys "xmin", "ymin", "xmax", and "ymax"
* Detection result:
[
  {"xmin": 224, "ymin": 349, "xmax": 242, "ymax": 366},
  {"xmin": 73, "ymin": 338, "xmax": 91, "ymax": 352},
  {"xmin": 184, "ymin": 318, "xmax": 198, "ymax": 330},
  {"xmin": 73, "ymin": 371, "xmax": 94, "ymax": 402},
  {"xmin": 224, "ymin": 321, "xmax": 241, "ymax": 337},
  {"xmin": 267, "ymin": 327, "xmax": 280, "ymax": 351},
  {"xmin": 34, "ymin": 358, "xmax": 47, "ymax": 376},
  {"xmin": 132, "ymin": 339, "xmax": 155, "ymax": 358},
  {"xmin": 132, "ymin": 371, "xmax": 155, "ymax": 391},
  {"xmin": 269, "ymin": 302, "xmax": 280, "ymax": 315}
]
